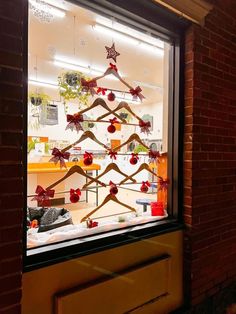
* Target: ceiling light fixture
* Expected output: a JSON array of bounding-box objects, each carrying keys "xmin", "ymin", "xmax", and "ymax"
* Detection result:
[
  {"xmin": 53, "ymin": 56, "xmax": 122, "ymax": 80},
  {"xmin": 29, "ymin": 0, "xmax": 65, "ymax": 23},
  {"xmin": 96, "ymin": 17, "xmax": 164, "ymax": 48},
  {"xmin": 29, "ymin": 79, "xmax": 59, "ymax": 89},
  {"xmin": 93, "ymin": 24, "xmax": 164, "ymax": 56}
]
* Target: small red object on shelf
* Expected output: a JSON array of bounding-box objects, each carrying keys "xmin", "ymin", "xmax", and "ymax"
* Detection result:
[
  {"xmin": 30, "ymin": 219, "xmax": 38, "ymax": 228},
  {"xmin": 86, "ymin": 218, "xmax": 98, "ymax": 228},
  {"xmin": 151, "ymin": 201, "xmax": 164, "ymax": 216},
  {"xmin": 83, "ymin": 151, "xmax": 93, "ymax": 166}
]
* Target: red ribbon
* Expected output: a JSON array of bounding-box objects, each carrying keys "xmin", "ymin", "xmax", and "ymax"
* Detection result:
[
  {"xmin": 139, "ymin": 119, "xmax": 151, "ymax": 135},
  {"xmin": 32, "ymin": 185, "xmax": 55, "ymax": 207},
  {"xmin": 66, "ymin": 113, "xmax": 84, "ymax": 132},
  {"xmin": 97, "ymin": 87, "xmax": 107, "ymax": 95},
  {"xmin": 142, "ymin": 181, "xmax": 151, "ymax": 187},
  {"xmin": 131, "ymin": 153, "xmax": 139, "ymax": 160},
  {"xmin": 107, "ymin": 150, "xmax": 117, "ymax": 160},
  {"xmin": 86, "ymin": 218, "xmax": 98, "ymax": 228},
  {"xmin": 109, "ymin": 117, "xmax": 119, "ymax": 124},
  {"xmin": 70, "ymin": 188, "xmax": 81, "ymax": 197},
  {"xmin": 158, "ymin": 177, "xmax": 170, "ymax": 191},
  {"xmin": 84, "ymin": 151, "xmax": 93, "ymax": 160},
  {"xmin": 109, "ymin": 63, "xmax": 118, "ymax": 72},
  {"xmin": 49, "ymin": 148, "xmax": 70, "ymax": 169},
  {"xmin": 129, "ymin": 86, "xmax": 145, "ymax": 101},
  {"xmin": 149, "ymin": 150, "xmax": 160, "ymax": 162},
  {"xmin": 81, "ymin": 78, "xmax": 97, "ymax": 96}
]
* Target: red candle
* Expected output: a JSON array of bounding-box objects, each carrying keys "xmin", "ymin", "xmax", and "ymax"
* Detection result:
[{"xmin": 151, "ymin": 201, "xmax": 164, "ymax": 216}]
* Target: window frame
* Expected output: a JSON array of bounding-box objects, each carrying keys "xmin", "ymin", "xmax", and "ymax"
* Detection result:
[{"xmin": 23, "ymin": 0, "xmax": 188, "ymax": 272}]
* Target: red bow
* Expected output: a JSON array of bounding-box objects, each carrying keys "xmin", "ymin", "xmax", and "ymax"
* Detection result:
[
  {"xmin": 109, "ymin": 117, "xmax": 119, "ymax": 124},
  {"xmin": 70, "ymin": 188, "xmax": 81, "ymax": 196},
  {"xmin": 109, "ymin": 63, "xmax": 118, "ymax": 72},
  {"xmin": 129, "ymin": 86, "xmax": 145, "ymax": 101},
  {"xmin": 86, "ymin": 218, "xmax": 98, "ymax": 228},
  {"xmin": 139, "ymin": 119, "xmax": 151, "ymax": 135},
  {"xmin": 97, "ymin": 87, "xmax": 107, "ymax": 95},
  {"xmin": 49, "ymin": 148, "xmax": 70, "ymax": 169},
  {"xmin": 149, "ymin": 150, "xmax": 160, "ymax": 162},
  {"xmin": 84, "ymin": 151, "xmax": 93, "ymax": 160},
  {"xmin": 81, "ymin": 78, "xmax": 97, "ymax": 96},
  {"xmin": 107, "ymin": 150, "xmax": 117, "ymax": 160},
  {"xmin": 158, "ymin": 177, "xmax": 170, "ymax": 191},
  {"xmin": 66, "ymin": 113, "xmax": 84, "ymax": 133},
  {"xmin": 131, "ymin": 153, "xmax": 139, "ymax": 159},
  {"xmin": 142, "ymin": 181, "xmax": 151, "ymax": 187},
  {"xmin": 32, "ymin": 185, "xmax": 55, "ymax": 207}
]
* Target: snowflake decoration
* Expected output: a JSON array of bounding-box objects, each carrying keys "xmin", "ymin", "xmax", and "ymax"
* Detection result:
[{"xmin": 29, "ymin": 0, "xmax": 54, "ymax": 23}]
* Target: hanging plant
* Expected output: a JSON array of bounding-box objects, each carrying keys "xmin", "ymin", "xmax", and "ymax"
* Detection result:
[
  {"xmin": 28, "ymin": 92, "xmax": 51, "ymax": 130},
  {"xmin": 29, "ymin": 92, "xmax": 51, "ymax": 107},
  {"xmin": 58, "ymin": 71, "xmax": 91, "ymax": 107}
]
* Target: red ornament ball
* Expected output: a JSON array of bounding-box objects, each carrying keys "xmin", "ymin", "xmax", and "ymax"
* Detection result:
[
  {"xmin": 84, "ymin": 157, "xmax": 93, "ymax": 166},
  {"xmin": 130, "ymin": 156, "xmax": 138, "ymax": 165},
  {"xmin": 108, "ymin": 92, "xmax": 115, "ymax": 101},
  {"xmin": 110, "ymin": 185, "xmax": 118, "ymax": 195},
  {"xmin": 140, "ymin": 185, "xmax": 149, "ymax": 193},
  {"xmin": 70, "ymin": 193, "xmax": 80, "ymax": 203},
  {"xmin": 107, "ymin": 124, "xmax": 116, "ymax": 133}
]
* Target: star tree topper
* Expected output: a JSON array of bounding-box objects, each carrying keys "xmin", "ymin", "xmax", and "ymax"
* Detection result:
[{"xmin": 105, "ymin": 43, "xmax": 120, "ymax": 63}]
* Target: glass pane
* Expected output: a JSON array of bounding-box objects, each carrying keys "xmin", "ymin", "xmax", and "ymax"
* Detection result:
[{"xmin": 27, "ymin": 0, "xmax": 170, "ymax": 248}]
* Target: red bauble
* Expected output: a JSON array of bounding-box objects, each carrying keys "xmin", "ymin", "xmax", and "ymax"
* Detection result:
[
  {"xmin": 107, "ymin": 124, "xmax": 116, "ymax": 133},
  {"xmin": 108, "ymin": 92, "xmax": 115, "ymax": 101},
  {"xmin": 83, "ymin": 157, "xmax": 93, "ymax": 166},
  {"xmin": 140, "ymin": 185, "xmax": 148, "ymax": 193},
  {"xmin": 130, "ymin": 156, "xmax": 138, "ymax": 165},
  {"xmin": 70, "ymin": 193, "xmax": 80, "ymax": 203},
  {"xmin": 110, "ymin": 185, "xmax": 118, "ymax": 195}
]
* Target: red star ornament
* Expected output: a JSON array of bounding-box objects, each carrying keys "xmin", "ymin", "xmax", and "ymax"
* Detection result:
[{"xmin": 105, "ymin": 43, "xmax": 120, "ymax": 63}]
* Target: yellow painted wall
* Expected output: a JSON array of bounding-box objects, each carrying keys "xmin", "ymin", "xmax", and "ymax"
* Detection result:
[{"xmin": 22, "ymin": 231, "xmax": 183, "ymax": 314}]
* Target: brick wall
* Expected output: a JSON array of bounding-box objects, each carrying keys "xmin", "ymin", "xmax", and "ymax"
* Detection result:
[
  {"xmin": 0, "ymin": 0, "xmax": 235, "ymax": 312},
  {"xmin": 184, "ymin": 0, "xmax": 236, "ymax": 308},
  {"xmin": 0, "ymin": 0, "xmax": 26, "ymax": 313}
]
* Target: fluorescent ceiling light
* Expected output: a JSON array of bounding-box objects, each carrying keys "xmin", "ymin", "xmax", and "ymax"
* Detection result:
[
  {"xmin": 93, "ymin": 24, "xmax": 164, "ymax": 56},
  {"xmin": 53, "ymin": 56, "xmax": 122, "ymax": 80},
  {"xmin": 134, "ymin": 80, "xmax": 163, "ymax": 91},
  {"xmin": 29, "ymin": 79, "xmax": 58, "ymax": 89},
  {"xmin": 29, "ymin": 0, "xmax": 66, "ymax": 18},
  {"xmin": 54, "ymin": 60, "xmax": 102, "ymax": 76},
  {"xmin": 96, "ymin": 17, "xmax": 164, "ymax": 49}
]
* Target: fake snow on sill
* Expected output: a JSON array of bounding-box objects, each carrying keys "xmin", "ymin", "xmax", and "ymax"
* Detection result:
[{"xmin": 27, "ymin": 209, "xmax": 168, "ymax": 248}]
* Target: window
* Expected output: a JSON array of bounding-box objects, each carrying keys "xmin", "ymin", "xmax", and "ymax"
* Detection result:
[{"xmin": 25, "ymin": 0, "xmax": 184, "ymax": 268}]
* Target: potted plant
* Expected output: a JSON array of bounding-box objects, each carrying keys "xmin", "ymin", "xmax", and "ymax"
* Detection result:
[{"xmin": 58, "ymin": 71, "xmax": 91, "ymax": 109}]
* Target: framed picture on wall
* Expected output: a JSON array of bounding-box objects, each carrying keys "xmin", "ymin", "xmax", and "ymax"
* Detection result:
[{"xmin": 141, "ymin": 114, "xmax": 153, "ymax": 131}]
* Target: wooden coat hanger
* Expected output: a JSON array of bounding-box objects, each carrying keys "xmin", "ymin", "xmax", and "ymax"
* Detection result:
[
  {"xmin": 93, "ymin": 68, "xmax": 133, "ymax": 91},
  {"xmin": 80, "ymin": 193, "xmax": 136, "ymax": 222},
  {"xmin": 113, "ymin": 133, "xmax": 149, "ymax": 152},
  {"xmin": 77, "ymin": 97, "xmax": 127, "ymax": 123},
  {"xmin": 61, "ymin": 130, "xmax": 110, "ymax": 153},
  {"xmin": 120, "ymin": 163, "xmax": 158, "ymax": 185},
  {"xmin": 46, "ymin": 165, "xmax": 106, "ymax": 190},
  {"xmin": 83, "ymin": 162, "xmax": 136, "ymax": 188},
  {"xmin": 97, "ymin": 101, "xmax": 143, "ymax": 122}
]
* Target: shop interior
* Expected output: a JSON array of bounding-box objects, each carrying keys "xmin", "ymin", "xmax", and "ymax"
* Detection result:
[{"xmin": 27, "ymin": 0, "xmax": 170, "ymax": 248}]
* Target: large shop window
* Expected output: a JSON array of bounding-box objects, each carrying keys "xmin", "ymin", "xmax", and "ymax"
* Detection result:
[{"xmin": 25, "ymin": 0, "xmax": 184, "ymax": 267}]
